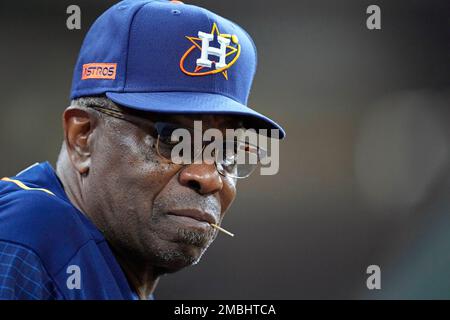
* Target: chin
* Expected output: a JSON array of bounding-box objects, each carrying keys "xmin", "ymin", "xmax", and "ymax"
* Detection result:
[{"xmin": 153, "ymin": 244, "xmax": 208, "ymax": 273}]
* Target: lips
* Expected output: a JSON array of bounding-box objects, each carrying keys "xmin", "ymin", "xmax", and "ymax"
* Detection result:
[{"xmin": 167, "ymin": 209, "xmax": 217, "ymax": 225}]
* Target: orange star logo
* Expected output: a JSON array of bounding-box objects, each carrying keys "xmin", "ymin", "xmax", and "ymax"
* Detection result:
[{"xmin": 180, "ymin": 23, "xmax": 241, "ymax": 80}]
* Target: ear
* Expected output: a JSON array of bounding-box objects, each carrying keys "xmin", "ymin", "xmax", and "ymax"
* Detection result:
[{"xmin": 62, "ymin": 107, "xmax": 97, "ymax": 176}]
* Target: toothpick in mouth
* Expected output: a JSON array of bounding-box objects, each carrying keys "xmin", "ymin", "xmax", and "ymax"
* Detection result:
[{"xmin": 210, "ymin": 224, "xmax": 235, "ymax": 237}]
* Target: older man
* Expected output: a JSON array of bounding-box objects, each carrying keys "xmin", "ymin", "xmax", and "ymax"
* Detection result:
[{"xmin": 0, "ymin": 0, "xmax": 284, "ymax": 300}]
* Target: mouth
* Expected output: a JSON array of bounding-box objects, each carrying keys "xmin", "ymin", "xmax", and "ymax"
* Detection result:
[{"xmin": 166, "ymin": 209, "xmax": 217, "ymax": 226}]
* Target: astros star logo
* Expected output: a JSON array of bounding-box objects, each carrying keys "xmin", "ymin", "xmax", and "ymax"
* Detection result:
[{"xmin": 180, "ymin": 23, "xmax": 241, "ymax": 80}]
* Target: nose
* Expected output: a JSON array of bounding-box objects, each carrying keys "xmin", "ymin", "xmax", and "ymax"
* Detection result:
[{"xmin": 178, "ymin": 164, "xmax": 223, "ymax": 195}]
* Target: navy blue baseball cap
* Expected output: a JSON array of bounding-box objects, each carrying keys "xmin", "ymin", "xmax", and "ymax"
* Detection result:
[{"xmin": 71, "ymin": 0, "xmax": 285, "ymax": 138}]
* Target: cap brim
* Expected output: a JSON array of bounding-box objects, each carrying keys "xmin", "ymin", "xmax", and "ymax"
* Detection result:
[{"xmin": 106, "ymin": 92, "xmax": 286, "ymax": 139}]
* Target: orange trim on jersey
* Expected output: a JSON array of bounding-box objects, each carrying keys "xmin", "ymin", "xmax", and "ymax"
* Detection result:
[{"xmin": 1, "ymin": 177, "xmax": 55, "ymax": 196}]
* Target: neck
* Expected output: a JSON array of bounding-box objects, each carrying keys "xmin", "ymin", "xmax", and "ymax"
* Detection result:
[
  {"xmin": 56, "ymin": 151, "xmax": 161, "ymax": 300},
  {"xmin": 113, "ymin": 250, "xmax": 161, "ymax": 300},
  {"xmin": 56, "ymin": 153, "xmax": 88, "ymax": 219}
]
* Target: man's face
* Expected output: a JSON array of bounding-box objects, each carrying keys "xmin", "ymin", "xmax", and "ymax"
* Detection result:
[{"xmin": 83, "ymin": 111, "xmax": 239, "ymax": 273}]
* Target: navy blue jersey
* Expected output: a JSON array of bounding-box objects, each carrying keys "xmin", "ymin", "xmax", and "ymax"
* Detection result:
[{"xmin": 0, "ymin": 162, "xmax": 141, "ymax": 300}]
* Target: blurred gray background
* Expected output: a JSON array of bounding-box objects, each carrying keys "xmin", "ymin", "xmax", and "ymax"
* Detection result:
[{"xmin": 1, "ymin": 0, "xmax": 449, "ymax": 299}]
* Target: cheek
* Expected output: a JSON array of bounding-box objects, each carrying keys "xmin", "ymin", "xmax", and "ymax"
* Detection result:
[
  {"xmin": 219, "ymin": 176, "xmax": 237, "ymax": 217},
  {"xmin": 124, "ymin": 135, "xmax": 182, "ymax": 204},
  {"xmin": 93, "ymin": 128, "xmax": 181, "ymax": 208}
]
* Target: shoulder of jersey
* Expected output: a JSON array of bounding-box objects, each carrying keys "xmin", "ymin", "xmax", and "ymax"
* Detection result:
[{"xmin": 0, "ymin": 178, "xmax": 99, "ymax": 274}]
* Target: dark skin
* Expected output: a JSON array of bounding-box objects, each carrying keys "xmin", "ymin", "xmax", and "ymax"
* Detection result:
[{"xmin": 57, "ymin": 106, "xmax": 240, "ymax": 299}]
